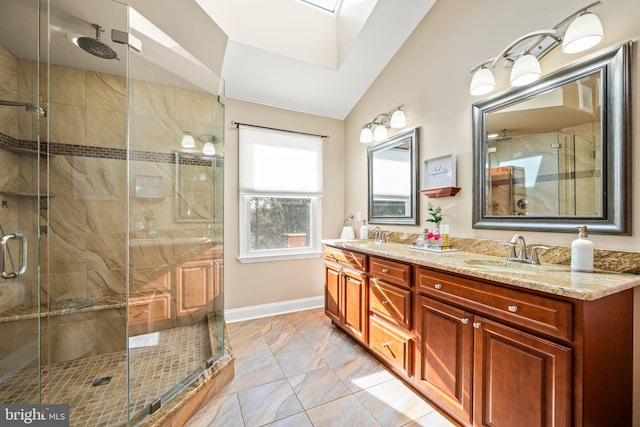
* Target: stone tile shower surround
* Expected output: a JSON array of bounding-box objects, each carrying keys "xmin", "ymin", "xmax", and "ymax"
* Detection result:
[{"xmin": 0, "ymin": 45, "xmax": 223, "ymax": 363}]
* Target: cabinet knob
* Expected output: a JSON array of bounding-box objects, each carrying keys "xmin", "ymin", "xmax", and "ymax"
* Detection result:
[
  {"xmin": 382, "ymin": 300, "xmax": 390, "ymax": 305},
  {"xmin": 461, "ymin": 318, "xmax": 470, "ymax": 324},
  {"xmin": 434, "ymin": 283, "xmax": 442, "ymax": 290},
  {"xmin": 382, "ymin": 342, "xmax": 391, "ymax": 348},
  {"xmin": 473, "ymin": 322, "xmax": 482, "ymax": 329},
  {"xmin": 381, "ymin": 268, "xmax": 389, "ymax": 273},
  {"xmin": 508, "ymin": 305, "xmax": 518, "ymax": 313}
]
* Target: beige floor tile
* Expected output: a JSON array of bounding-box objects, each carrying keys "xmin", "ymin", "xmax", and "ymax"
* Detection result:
[
  {"xmin": 263, "ymin": 411, "xmax": 313, "ymax": 427},
  {"xmin": 306, "ymin": 394, "xmax": 381, "ymax": 427},
  {"xmin": 266, "ymin": 329, "xmax": 312, "ymax": 355},
  {"xmin": 331, "ymin": 354, "xmax": 395, "ymax": 393},
  {"xmin": 237, "ymin": 379, "xmax": 304, "ymax": 427},
  {"xmin": 233, "ymin": 353, "xmax": 285, "ymax": 392},
  {"xmin": 184, "ymin": 393, "xmax": 244, "ymax": 427},
  {"xmin": 403, "ymin": 409, "xmax": 461, "ymax": 427},
  {"xmin": 288, "ymin": 366, "xmax": 351, "ymax": 409},
  {"xmin": 274, "ymin": 345, "xmax": 327, "ymax": 377},
  {"xmin": 355, "ymin": 378, "xmax": 435, "ymax": 426}
]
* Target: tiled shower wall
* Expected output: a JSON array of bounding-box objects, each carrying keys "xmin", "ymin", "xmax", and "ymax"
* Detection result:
[{"xmin": 0, "ymin": 40, "xmax": 223, "ymax": 364}]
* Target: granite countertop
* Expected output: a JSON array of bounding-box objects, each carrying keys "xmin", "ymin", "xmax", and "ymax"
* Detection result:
[{"xmin": 323, "ymin": 239, "xmax": 640, "ymax": 301}]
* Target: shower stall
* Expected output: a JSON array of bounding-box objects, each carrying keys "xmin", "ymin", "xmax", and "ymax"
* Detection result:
[{"xmin": 0, "ymin": 0, "xmax": 225, "ymax": 425}]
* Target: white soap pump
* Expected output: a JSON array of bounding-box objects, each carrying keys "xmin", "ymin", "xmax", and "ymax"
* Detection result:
[{"xmin": 571, "ymin": 225, "xmax": 594, "ymax": 272}]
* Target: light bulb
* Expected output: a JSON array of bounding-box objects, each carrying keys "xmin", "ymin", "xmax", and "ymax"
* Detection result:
[
  {"xmin": 181, "ymin": 134, "xmax": 195, "ymax": 148},
  {"xmin": 510, "ymin": 54, "xmax": 542, "ymax": 87},
  {"xmin": 373, "ymin": 124, "xmax": 388, "ymax": 141},
  {"xmin": 360, "ymin": 127, "xmax": 373, "ymax": 143},
  {"xmin": 203, "ymin": 142, "xmax": 216, "ymax": 155},
  {"xmin": 562, "ymin": 13, "xmax": 604, "ymax": 54},
  {"xmin": 389, "ymin": 110, "xmax": 406, "ymax": 128},
  {"xmin": 470, "ymin": 67, "xmax": 496, "ymax": 96}
]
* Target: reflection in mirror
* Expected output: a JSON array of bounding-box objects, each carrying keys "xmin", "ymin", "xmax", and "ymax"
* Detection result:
[
  {"xmin": 472, "ymin": 42, "xmax": 631, "ymax": 234},
  {"xmin": 175, "ymin": 150, "xmax": 222, "ymax": 222},
  {"xmin": 368, "ymin": 127, "xmax": 419, "ymax": 225}
]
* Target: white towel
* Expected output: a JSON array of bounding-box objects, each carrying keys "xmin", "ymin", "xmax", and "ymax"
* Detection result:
[{"xmin": 340, "ymin": 225, "xmax": 355, "ymax": 240}]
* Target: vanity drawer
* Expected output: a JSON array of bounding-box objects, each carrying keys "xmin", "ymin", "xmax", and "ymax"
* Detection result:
[
  {"xmin": 324, "ymin": 247, "xmax": 367, "ymax": 271},
  {"xmin": 370, "ymin": 279, "xmax": 411, "ymax": 329},
  {"xmin": 369, "ymin": 256, "xmax": 411, "ymax": 288},
  {"xmin": 416, "ymin": 267, "xmax": 573, "ymax": 341},
  {"xmin": 369, "ymin": 316, "xmax": 413, "ymax": 377}
]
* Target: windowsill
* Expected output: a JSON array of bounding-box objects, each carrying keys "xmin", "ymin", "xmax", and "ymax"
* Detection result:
[{"xmin": 237, "ymin": 251, "xmax": 323, "ymax": 263}]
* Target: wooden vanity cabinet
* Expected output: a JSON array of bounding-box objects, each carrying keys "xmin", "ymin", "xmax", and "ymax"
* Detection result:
[
  {"xmin": 324, "ymin": 247, "xmax": 368, "ymax": 343},
  {"xmin": 416, "ymin": 266, "xmax": 632, "ymax": 427},
  {"xmin": 323, "ymin": 245, "xmax": 634, "ymax": 427},
  {"xmin": 368, "ymin": 256, "xmax": 414, "ymax": 378}
]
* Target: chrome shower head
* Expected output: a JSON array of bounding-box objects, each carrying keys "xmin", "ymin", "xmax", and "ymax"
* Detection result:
[
  {"xmin": 75, "ymin": 24, "xmax": 118, "ymax": 60},
  {"xmin": 0, "ymin": 100, "xmax": 47, "ymax": 117}
]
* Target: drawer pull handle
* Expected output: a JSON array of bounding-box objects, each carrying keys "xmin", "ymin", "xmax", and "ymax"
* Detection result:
[
  {"xmin": 382, "ymin": 300, "xmax": 390, "ymax": 305},
  {"xmin": 473, "ymin": 322, "xmax": 482, "ymax": 329},
  {"xmin": 461, "ymin": 318, "xmax": 469, "ymax": 324},
  {"xmin": 382, "ymin": 342, "xmax": 391, "ymax": 348},
  {"xmin": 434, "ymin": 283, "xmax": 442, "ymax": 290},
  {"xmin": 508, "ymin": 305, "xmax": 518, "ymax": 313},
  {"xmin": 381, "ymin": 268, "xmax": 389, "ymax": 273}
]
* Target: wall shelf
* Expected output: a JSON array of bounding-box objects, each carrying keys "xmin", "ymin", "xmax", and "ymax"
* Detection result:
[{"xmin": 420, "ymin": 187, "xmax": 461, "ymax": 198}]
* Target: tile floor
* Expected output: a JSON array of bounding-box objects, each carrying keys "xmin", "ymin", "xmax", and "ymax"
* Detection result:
[{"xmin": 186, "ymin": 308, "xmax": 459, "ymax": 427}]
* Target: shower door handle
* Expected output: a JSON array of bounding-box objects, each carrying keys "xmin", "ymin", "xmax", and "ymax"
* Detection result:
[{"xmin": 1, "ymin": 232, "xmax": 27, "ymax": 279}]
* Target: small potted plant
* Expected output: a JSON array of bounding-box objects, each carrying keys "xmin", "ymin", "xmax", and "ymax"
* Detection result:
[{"xmin": 426, "ymin": 203, "xmax": 444, "ymax": 248}]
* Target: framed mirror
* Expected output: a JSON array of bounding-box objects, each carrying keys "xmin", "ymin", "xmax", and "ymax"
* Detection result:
[
  {"xmin": 472, "ymin": 42, "xmax": 631, "ymax": 234},
  {"xmin": 175, "ymin": 150, "xmax": 219, "ymax": 222},
  {"xmin": 368, "ymin": 127, "xmax": 419, "ymax": 225}
]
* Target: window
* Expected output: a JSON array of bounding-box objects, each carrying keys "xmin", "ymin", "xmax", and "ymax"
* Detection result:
[
  {"xmin": 238, "ymin": 125, "xmax": 323, "ymax": 262},
  {"xmin": 300, "ymin": 0, "xmax": 341, "ymax": 13}
]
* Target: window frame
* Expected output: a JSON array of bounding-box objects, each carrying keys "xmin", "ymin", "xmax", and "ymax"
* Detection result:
[{"xmin": 237, "ymin": 125, "xmax": 324, "ymax": 263}]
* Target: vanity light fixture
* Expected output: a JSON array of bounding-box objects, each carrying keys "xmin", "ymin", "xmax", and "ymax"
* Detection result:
[
  {"xmin": 360, "ymin": 105, "xmax": 406, "ymax": 143},
  {"xmin": 469, "ymin": 1, "xmax": 604, "ymax": 96},
  {"xmin": 181, "ymin": 133, "xmax": 195, "ymax": 149},
  {"xmin": 202, "ymin": 142, "xmax": 216, "ymax": 155}
]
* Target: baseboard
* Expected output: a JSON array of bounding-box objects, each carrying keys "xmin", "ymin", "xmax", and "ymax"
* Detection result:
[{"xmin": 225, "ymin": 295, "xmax": 324, "ymax": 323}]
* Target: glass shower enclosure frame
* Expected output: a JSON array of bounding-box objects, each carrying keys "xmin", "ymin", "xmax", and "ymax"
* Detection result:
[{"xmin": 0, "ymin": 0, "xmax": 225, "ymax": 425}]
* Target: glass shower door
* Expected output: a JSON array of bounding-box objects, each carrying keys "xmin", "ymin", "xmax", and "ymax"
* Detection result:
[
  {"xmin": 0, "ymin": 0, "xmax": 45, "ymax": 408},
  {"xmin": 126, "ymin": 4, "xmax": 225, "ymax": 423}
]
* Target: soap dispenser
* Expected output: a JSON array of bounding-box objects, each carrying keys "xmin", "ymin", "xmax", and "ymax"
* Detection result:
[
  {"xmin": 359, "ymin": 220, "xmax": 369, "ymax": 240},
  {"xmin": 571, "ymin": 225, "xmax": 594, "ymax": 272}
]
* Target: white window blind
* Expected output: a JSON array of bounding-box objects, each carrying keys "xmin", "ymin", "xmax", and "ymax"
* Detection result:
[
  {"xmin": 239, "ymin": 126, "xmax": 323, "ymax": 195},
  {"xmin": 238, "ymin": 125, "xmax": 323, "ymax": 263}
]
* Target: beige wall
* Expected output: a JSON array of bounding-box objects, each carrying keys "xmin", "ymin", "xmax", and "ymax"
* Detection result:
[
  {"xmin": 223, "ymin": 98, "xmax": 344, "ymax": 310},
  {"xmin": 342, "ymin": 0, "xmax": 640, "ymax": 423}
]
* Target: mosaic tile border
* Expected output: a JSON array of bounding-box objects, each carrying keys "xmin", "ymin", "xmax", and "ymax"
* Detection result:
[{"xmin": 0, "ymin": 132, "xmax": 215, "ymax": 166}]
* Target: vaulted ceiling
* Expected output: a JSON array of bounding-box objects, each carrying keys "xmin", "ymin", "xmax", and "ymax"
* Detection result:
[{"xmin": 0, "ymin": 0, "xmax": 435, "ymax": 120}]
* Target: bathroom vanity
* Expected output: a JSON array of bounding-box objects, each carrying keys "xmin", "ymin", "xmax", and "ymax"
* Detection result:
[{"xmin": 323, "ymin": 240, "xmax": 638, "ymax": 427}]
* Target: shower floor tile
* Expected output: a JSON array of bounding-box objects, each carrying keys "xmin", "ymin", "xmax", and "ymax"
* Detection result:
[{"xmin": 0, "ymin": 322, "xmax": 211, "ymax": 426}]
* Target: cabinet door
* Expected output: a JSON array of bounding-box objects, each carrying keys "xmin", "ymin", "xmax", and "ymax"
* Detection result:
[
  {"xmin": 342, "ymin": 268, "xmax": 368, "ymax": 343},
  {"xmin": 176, "ymin": 260, "xmax": 215, "ymax": 317},
  {"xmin": 416, "ymin": 296, "xmax": 473, "ymax": 424},
  {"xmin": 324, "ymin": 262, "xmax": 341, "ymax": 324},
  {"xmin": 473, "ymin": 316, "xmax": 571, "ymax": 427}
]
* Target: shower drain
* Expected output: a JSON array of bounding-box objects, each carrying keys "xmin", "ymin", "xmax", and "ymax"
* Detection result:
[{"xmin": 91, "ymin": 376, "xmax": 112, "ymax": 387}]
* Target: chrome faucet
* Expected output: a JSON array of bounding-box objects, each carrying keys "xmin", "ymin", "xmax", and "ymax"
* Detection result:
[
  {"xmin": 503, "ymin": 233, "xmax": 549, "ymax": 265},
  {"xmin": 370, "ymin": 226, "xmax": 389, "ymax": 243}
]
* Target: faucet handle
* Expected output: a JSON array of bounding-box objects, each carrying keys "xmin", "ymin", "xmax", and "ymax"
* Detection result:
[
  {"xmin": 528, "ymin": 245, "xmax": 550, "ymax": 265},
  {"xmin": 500, "ymin": 241, "xmax": 518, "ymax": 261}
]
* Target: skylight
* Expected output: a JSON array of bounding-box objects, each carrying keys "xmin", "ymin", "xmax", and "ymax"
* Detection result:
[{"xmin": 301, "ymin": 0, "xmax": 341, "ymax": 13}]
